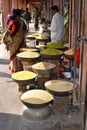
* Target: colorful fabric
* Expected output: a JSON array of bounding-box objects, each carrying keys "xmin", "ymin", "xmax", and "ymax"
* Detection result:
[
  {"xmin": 7, "ymin": 19, "xmax": 26, "ymax": 73},
  {"xmin": 71, "ymin": 48, "xmax": 80, "ymax": 79},
  {"xmin": 2, "ymin": 29, "xmax": 12, "ymax": 45},
  {"xmin": 75, "ymin": 48, "xmax": 80, "ymax": 65}
]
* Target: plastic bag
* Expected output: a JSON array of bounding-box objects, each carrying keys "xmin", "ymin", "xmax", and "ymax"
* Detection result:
[{"xmin": 2, "ymin": 30, "xmax": 12, "ymax": 46}]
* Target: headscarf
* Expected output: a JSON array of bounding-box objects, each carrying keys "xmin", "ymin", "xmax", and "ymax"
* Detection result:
[
  {"xmin": 6, "ymin": 9, "xmax": 22, "ymax": 24},
  {"xmin": 6, "ymin": 9, "xmax": 15, "ymax": 24}
]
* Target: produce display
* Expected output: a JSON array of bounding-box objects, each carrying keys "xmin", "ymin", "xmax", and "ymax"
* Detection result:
[
  {"xmin": 36, "ymin": 44, "xmax": 45, "ymax": 50},
  {"xmin": 46, "ymin": 42, "xmax": 65, "ymax": 49},
  {"xmin": 40, "ymin": 48, "xmax": 63, "ymax": 56},
  {"xmin": 32, "ymin": 32, "xmax": 39, "ymax": 36},
  {"xmin": 26, "ymin": 32, "xmax": 50, "ymax": 39},
  {"xmin": 26, "ymin": 32, "xmax": 39, "ymax": 37},
  {"xmin": 21, "ymin": 89, "xmax": 54, "ymax": 104},
  {"xmin": 45, "ymin": 80, "xmax": 74, "ymax": 92},
  {"xmin": 17, "ymin": 51, "xmax": 40, "ymax": 59},
  {"xmin": 64, "ymin": 48, "xmax": 74, "ymax": 60},
  {"xmin": 12, "ymin": 71, "xmax": 37, "ymax": 81},
  {"xmin": 32, "ymin": 62, "xmax": 56, "ymax": 70},
  {"xmin": 20, "ymin": 48, "xmax": 38, "ymax": 52},
  {"xmin": 39, "ymin": 32, "xmax": 50, "ymax": 38},
  {"xmin": 32, "ymin": 62, "xmax": 56, "ymax": 75},
  {"xmin": 64, "ymin": 48, "xmax": 74, "ymax": 55}
]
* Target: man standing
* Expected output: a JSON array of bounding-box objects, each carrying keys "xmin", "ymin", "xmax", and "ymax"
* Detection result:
[
  {"xmin": 23, "ymin": 8, "xmax": 31, "ymax": 31},
  {"xmin": 48, "ymin": 6, "xmax": 64, "ymax": 43},
  {"xmin": 34, "ymin": 7, "xmax": 39, "ymax": 31}
]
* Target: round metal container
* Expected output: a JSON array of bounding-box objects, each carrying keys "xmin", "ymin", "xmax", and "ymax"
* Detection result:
[
  {"xmin": 20, "ymin": 48, "xmax": 39, "ymax": 52},
  {"xmin": 46, "ymin": 42, "xmax": 66, "ymax": 50},
  {"xmin": 32, "ymin": 62, "xmax": 56, "ymax": 75},
  {"xmin": 45, "ymin": 79, "xmax": 74, "ymax": 96},
  {"xmin": 17, "ymin": 51, "xmax": 40, "ymax": 62},
  {"xmin": 64, "ymin": 49, "xmax": 74, "ymax": 60},
  {"xmin": 21, "ymin": 89, "xmax": 54, "ymax": 120},
  {"xmin": 20, "ymin": 89, "xmax": 54, "ymax": 108},
  {"xmin": 11, "ymin": 71, "xmax": 37, "ymax": 92},
  {"xmin": 12, "ymin": 71, "xmax": 37, "ymax": 84},
  {"xmin": 40, "ymin": 48, "xmax": 63, "ymax": 60},
  {"xmin": 23, "ymin": 105, "xmax": 52, "ymax": 121},
  {"xmin": 45, "ymin": 79, "xmax": 78, "ymax": 114},
  {"xmin": 26, "ymin": 34, "xmax": 36, "ymax": 40}
]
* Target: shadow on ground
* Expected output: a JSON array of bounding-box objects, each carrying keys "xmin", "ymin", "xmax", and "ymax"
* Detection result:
[
  {"xmin": 0, "ymin": 59, "xmax": 9, "ymax": 64},
  {"xmin": 0, "ymin": 112, "xmax": 61, "ymax": 130},
  {"xmin": 0, "ymin": 72, "xmax": 11, "ymax": 78}
]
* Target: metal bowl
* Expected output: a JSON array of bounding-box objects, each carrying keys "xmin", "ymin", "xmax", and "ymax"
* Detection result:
[
  {"xmin": 11, "ymin": 71, "xmax": 37, "ymax": 84},
  {"xmin": 45, "ymin": 79, "xmax": 76, "ymax": 96},
  {"xmin": 46, "ymin": 42, "xmax": 66, "ymax": 50},
  {"xmin": 41, "ymin": 53, "xmax": 63, "ymax": 60},
  {"xmin": 32, "ymin": 62, "xmax": 56, "ymax": 75},
  {"xmin": 64, "ymin": 49, "xmax": 74, "ymax": 60},
  {"xmin": 64, "ymin": 53, "xmax": 74, "ymax": 60},
  {"xmin": 20, "ymin": 89, "xmax": 54, "ymax": 108},
  {"xmin": 40, "ymin": 48, "xmax": 63, "ymax": 60},
  {"xmin": 26, "ymin": 34, "xmax": 36, "ymax": 40},
  {"xmin": 19, "ymin": 48, "xmax": 39, "ymax": 52},
  {"xmin": 17, "ymin": 51, "xmax": 40, "ymax": 62}
]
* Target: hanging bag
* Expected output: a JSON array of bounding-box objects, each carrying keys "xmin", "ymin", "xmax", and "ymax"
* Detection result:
[{"xmin": 2, "ymin": 29, "xmax": 12, "ymax": 46}]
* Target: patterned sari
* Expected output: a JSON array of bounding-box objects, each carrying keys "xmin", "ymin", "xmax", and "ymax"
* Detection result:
[{"xmin": 7, "ymin": 19, "xmax": 26, "ymax": 73}]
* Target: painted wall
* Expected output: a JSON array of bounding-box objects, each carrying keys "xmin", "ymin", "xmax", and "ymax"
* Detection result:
[
  {"xmin": 2, "ymin": 0, "xmax": 10, "ymax": 31},
  {"xmin": 2, "ymin": 0, "xmax": 25, "ymax": 31}
]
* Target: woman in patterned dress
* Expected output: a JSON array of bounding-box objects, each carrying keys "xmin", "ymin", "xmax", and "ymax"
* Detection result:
[{"xmin": 6, "ymin": 9, "xmax": 27, "ymax": 74}]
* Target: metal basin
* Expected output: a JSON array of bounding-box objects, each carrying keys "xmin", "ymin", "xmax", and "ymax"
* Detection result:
[
  {"xmin": 20, "ymin": 89, "xmax": 54, "ymax": 108},
  {"xmin": 19, "ymin": 48, "xmax": 39, "ymax": 52},
  {"xmin": 45, "ymin": 79, "xmax": 77, "ymax": 96},
  {"xmin": 23, "ymin": 105, "xmax": 52, "ymax": 121},
  {"xmin": 40, "ymin": 48, "xmax": 63, "ymax": 60},
  {"xmin": 32, "ymin": 62, "xmax": 56, "ymax": 75},
  {"xmin": 64, "ymin": 49, "xmax": 74, "ymax": 60},
  {"xmin": 17, "ymin": 51, "xmax": 40, "ymax": 62},
  {"xmin": 11, "ymin": 70, "xmax": 37, "ymax": 86}
]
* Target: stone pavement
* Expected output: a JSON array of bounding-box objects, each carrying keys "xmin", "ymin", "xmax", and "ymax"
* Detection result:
[
  {"xmin": 0, "ymin": 22, "xmax": 36, "ymax": 116},
  {"xmin": 0, "ymin": 43, "xmax": 23, "ymax": 115},
  {"xmin": 0, "ymin": 22, "xmax": 35, "ymax": 115}
]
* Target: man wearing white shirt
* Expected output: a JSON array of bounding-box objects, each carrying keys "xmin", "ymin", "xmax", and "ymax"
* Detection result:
[{"xmin": 48, "ymin": 6, "xmax": 64, "ymax": 43}]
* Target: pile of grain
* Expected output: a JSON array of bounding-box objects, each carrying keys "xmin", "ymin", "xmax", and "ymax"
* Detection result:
[
  {"xmin": 21, "ymin": 89, "xmax": 54, "ymax": 104},
  {"xmin": 20, "ymin": 48, "xmax": 38, "ymax": 52},
  {"xmin": 17, "ymin": 51, "xmax": 40, "ymax": 59},
  {"xmin": 40, "ymin": 48, "xmax": 63, "ymax": 56},
  {"xmin": 32, "ymin": 62, "xmax": 56, "ymax": 70},
  {"xmin": 45, "ymin": 80, "xmax": 74, "ymax": 92},
  {"xmin": 64, "ymin": 48, "xmax": 74, "ymax": 56},
  {"xmin": 12, "ymin": 71, "xmax": 37, "ymax": 81},
  {"xmin": 46, "ymin": 42, "xmax": 65, "ymax": 49}
]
